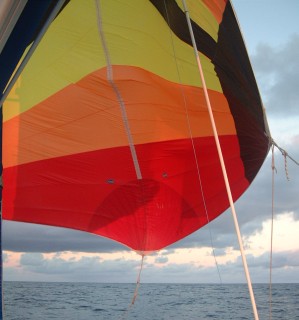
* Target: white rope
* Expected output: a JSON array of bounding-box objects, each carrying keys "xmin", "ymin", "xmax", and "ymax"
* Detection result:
[
  {"xmin": 269, "ymin": 145, "xmax": 276, "ymax": 320},
  {"xmin": 181, "ymin": 1, "xmax": 259, "ymax": 319},
  {"xmin": 119, "ymin": 255, "xmax": 145, "ymax": 320},
  {"xmin": 95, "ymin": 0, "xmax": 142, "ymax": 180},
  {"xmin": 131, "ymin": 254, "xmax": 144, "ymax": 305},
  {"xmin": 270, "ymin": 138, "xmax": 299, "ymax": 182},
  {"xmin": 162, "ymin": 0, "xmax": 222, "ymax": 283}
]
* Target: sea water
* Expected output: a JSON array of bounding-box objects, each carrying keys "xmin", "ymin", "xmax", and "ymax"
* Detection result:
[{"xmin": 3, "ymin": 282, "xmax": 299, "ymax": 319}]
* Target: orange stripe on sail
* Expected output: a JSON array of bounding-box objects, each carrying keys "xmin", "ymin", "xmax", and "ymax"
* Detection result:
[{"xmin": 3, "ymin": 65, "xmax": 236, "ymax": 168}]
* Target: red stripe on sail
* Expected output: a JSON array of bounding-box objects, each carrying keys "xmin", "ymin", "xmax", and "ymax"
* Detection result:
[{"xmin": 3, "ymin": 135, "xmax": 248, "ymax": 251}]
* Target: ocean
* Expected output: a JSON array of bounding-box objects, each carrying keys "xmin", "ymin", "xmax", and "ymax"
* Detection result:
[{"xmin": 3, "ymin": 282, "xmax": 299, "ymax": 319}]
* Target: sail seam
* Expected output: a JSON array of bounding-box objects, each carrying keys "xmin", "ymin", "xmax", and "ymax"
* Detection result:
[{"xmin": 95, "ymin": 0, "xmax": 142, "ymax": 180}]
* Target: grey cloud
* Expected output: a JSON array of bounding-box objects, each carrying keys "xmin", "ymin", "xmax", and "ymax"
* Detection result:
[
  {"xmin": 18, "ymin": 252, "xmax": 141, "ymax": 282},
  {"xmin": 3, "ymin": 221, "xmax": 126, "ymax": 253},
  {"xmin": 252, "ymin": 34, "xmax": 299, "ymax": 117},
  {"xmin": 20, "ymin": 252, "xmax": 91, "ymax": 275},
  {"xmin": 154, "ymin": 256, "xmax": 168, "ymax": 264},
  {"xmin": 272, "ymin": 250, "xmax": 299, "ymax": 269},
  {"xmin": 2, "ymin": 252, "xmax": 8, "ymax": 262},
  {"xmin": 21, "ymin": 252, "xmax": 45, "ymax": 267},
  {"xmin": 6, "ymin": 248, "xmax": 299, "ymax": 283},
  {"xmin": 143, "ymin": 251, "xmax": 299, "ymax": 283},
  {"xmin": 230, "ymin": 249, "xmax": 299, "ymax": 271},
  {"xmin": 213, "ymin": 251, "xmax": 299, "ymax": 283}
]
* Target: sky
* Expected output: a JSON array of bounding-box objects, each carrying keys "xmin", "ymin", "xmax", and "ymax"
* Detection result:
[{"xmin": 3, "ymin": 0, "xmax": 299, "ymax": 284}]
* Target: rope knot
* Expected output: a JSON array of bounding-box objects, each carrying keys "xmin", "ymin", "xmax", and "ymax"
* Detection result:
[{"xmin": 282, "ymin": 150, "xmax": 290, "ymax": 181}]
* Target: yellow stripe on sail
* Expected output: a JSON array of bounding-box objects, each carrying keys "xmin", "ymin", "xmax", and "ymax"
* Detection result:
[{"xmin": 4, "ymin": 0, "xmax": 222, "ymax": 121}]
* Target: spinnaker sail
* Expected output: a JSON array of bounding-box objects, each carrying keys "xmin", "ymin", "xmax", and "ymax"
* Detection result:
[{"xmin": 1, "ymin": 0, "xmax": 270, "ymax": 253}]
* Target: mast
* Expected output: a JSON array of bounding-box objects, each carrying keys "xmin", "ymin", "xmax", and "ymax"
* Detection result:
[{"xmin": 182, "ymin": 1, "xmax": 259, "ymax": 319}]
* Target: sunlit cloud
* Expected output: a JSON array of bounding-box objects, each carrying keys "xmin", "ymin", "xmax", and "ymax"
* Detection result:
[{"xmin": 245, "ymin": 212, "xmax": 299, "ymax": 255}]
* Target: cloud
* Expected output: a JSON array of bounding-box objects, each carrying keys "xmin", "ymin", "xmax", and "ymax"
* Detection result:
[
  {"xmin": 7, "ymin": 246, "xmax": 299, "ymax": 283},
  {"xmin": 14, "ymin": 252, "xmax": 142, "ymax": 283},
  {"xmin": 3, "ymin": 221, "xmax": 127, "ymax": 253},
  {"xmin": 271, "ymin": 250, "xmax": 299, "ymax": 269},
  {"xmin": 252, "ymin": 34, "xmax": 299, "ymax": 117},
  {"xmin": 230, "ymin": 249, "xmax": 299, "ymax": 283},
  {"xmin": 21, "ymin": 252, "xmax": 45, "ymax": 268},
  {"xmin": 154, "ymin": 256, "xmax": 168, "ymax": 264},
  {"xmin": 239, "ymin": 250, "xmax": 299, "ymax": 270},
  {"xmin": 2, "ymin": 252, "xmax": 8, "ymax": 263}
]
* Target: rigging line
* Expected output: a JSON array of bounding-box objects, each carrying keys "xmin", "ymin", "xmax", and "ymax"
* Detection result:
[
  {"xmin": 131, "ymin": 254, "xmax": 144, "ymax": 305},
  {"xmin": 162, "ymin": 0, "xmax": 222, "ymax": 283},
  {"xmin": 95, "ymin": 0, "xmax": 142, "ymax": 180},
  {"xmin": 269, "ymin": 145, "xmax": 276, "ymax": 320},
  {"xmin": 138, "ymin": 180, "xmax": 151, "ymax": 256},
  {"xmin": 119, "ymin": 255, "xmax": 145, "ymax": 320},
  {"xmin": 181, "ymin": 1, "xmax": 260, "ymax": 319},
  {"xmin": 95, "ymin": 0, "xmax": 149, "ymax": 265},
  {"xmin": 283, "ymin": 150, "xmax": 290, "ymax": 181},
  {"xmin": 271, "ymin": 138, "xmax": 299, "ymax": 167},
  {"xmin": 0, "ymin": 0, "xmax": 67, "ymax": 107}
]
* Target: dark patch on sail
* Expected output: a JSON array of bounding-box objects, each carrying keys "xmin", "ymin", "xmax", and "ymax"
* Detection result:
[
  {"xmin": 215, "ymin": 1, "xmax": 269, "ymax": 181},
  {"xmin": 149, "ymin": 0, "xmax": 216, "ymax": 59},
  {"xmin": 0, "ymin": 0, "xmax": 71, "ymax": 97}
]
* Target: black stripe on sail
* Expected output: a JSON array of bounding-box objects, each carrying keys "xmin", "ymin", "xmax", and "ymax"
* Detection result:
[
  {"xmin": 215, "ymin": 2, "xmax": 269, "ymax": 181},
  {"xmin": 149, "ymin": 0, "xmax": 217, "ymax": 60},
  {"xmin": 149, "ymin": 0, "xmax": 269, "ymax": 182}
]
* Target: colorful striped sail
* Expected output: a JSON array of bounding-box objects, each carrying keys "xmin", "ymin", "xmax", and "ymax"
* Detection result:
[{"xmin": 2, "ymin": 0, "xmax": 270, "ymax": 253}]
